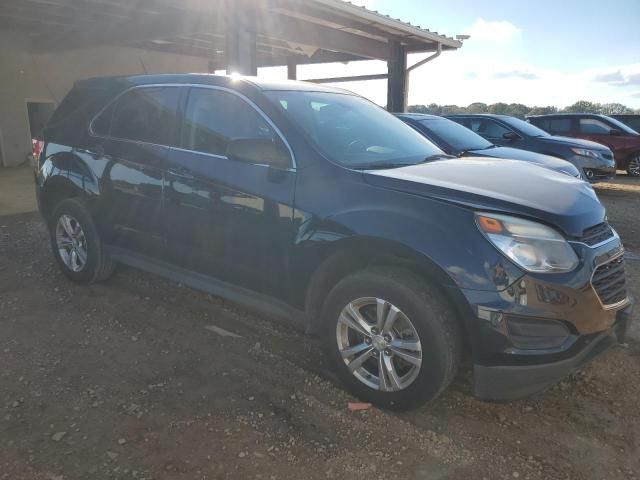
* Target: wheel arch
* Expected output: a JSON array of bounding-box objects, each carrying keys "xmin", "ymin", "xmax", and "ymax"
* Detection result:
[
  {"xmin": 39, "ymin": 151, "xmax": 100, "ymax": 220},
  {"xmin": 302, "ymin": 236, "xmax": 472, "ymax": 351}
]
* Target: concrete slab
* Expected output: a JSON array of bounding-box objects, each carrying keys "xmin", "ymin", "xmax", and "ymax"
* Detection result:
[{"xmin": 0, "ymin": 166, "xmax": 37, "ymax": 216}]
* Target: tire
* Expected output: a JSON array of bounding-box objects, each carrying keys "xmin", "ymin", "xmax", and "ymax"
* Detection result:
[
  {"xmin": 48, "ymin": 198, "xmax": 115, "ymax": 284},
  {"xmin": 321, "ymin": 266, "xmax": 462, "ymax": 410},
  {"xmin": 627, "ymin": 156, "xmax": 640, "ymax": 177}
]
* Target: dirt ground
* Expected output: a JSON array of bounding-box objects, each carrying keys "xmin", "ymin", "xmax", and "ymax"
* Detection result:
[{"xmin": 1, "ymin": 175, "xmax": 639, "ymax": 480}]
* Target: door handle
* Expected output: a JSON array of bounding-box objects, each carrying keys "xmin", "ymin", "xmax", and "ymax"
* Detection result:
[{"xmin": 168, "ymin": 166, "xmax": 194, "ymax": 179}]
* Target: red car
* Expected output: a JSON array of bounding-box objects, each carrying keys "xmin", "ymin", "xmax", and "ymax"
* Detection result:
[{"xmin": 528, "ymin": 113, "xmax": 640, "ymax": 176}]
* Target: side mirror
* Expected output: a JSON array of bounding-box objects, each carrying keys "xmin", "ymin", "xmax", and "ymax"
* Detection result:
[
  {"xmin": 226, "ymin": 138, "xmax": 291, "ymax": 169},
  {"xmin": 609, "ymin": 128, "xmax": 622, "ymax": 136},
  {"xmin": 502, "ymin": 131, "xmax": 520, "ymax": 141}
]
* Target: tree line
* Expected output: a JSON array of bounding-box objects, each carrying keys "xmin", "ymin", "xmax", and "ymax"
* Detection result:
[{"xmin": 407, "ymin": 101, "xmax": 640, "ymax": 119}]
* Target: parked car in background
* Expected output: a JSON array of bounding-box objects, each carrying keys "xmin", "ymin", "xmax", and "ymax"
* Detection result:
[
  {"xmin": 35, "ymin": 74, "xmax": 632, "ymax": 409},
  {"xmin": 396, "ymin": 113, "xmax": 582, "ymax": 179},
  {"xmin": 446, "ymin": 114, "xmax": 616, "ymax": 182},
  {"xmin": 610, "ymin": 114, "xmax": 640, "ymax": 133},
  {"xmin": 528, "ymin": 113, "xmax": 640, "ymax": 176}
]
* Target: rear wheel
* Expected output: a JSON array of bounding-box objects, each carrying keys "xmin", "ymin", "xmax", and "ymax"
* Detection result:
[
  {"xmin": 49, "ymin": 198, "xmax": 115, "ymax": 284},
  {"xmin": 627, "ymin": 156, "xmax": 640, "ymax": 177},
  {"xmin": 322, "ymin": 267, "xmax": 462, "ymax": 410}
]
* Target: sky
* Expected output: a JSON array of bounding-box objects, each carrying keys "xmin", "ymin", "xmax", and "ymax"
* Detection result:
[{"xmin": 259, "ymin": 0, "xmax": 640, "ymax": 108}]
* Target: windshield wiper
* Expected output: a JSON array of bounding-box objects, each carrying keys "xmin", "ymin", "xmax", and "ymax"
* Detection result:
[
  {"xmin": 353, "ymin": 162, "xmax": 415, "ymax": 170},
  {"xmin": 354, "ymin": 154, "xmax": 454, "ymax": 170},
  {"xmin": 422, "ymin": 153, "xmax": 456, "ymax": 162}
]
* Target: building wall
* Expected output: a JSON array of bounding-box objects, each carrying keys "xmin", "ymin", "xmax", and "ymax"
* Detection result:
[{"xmin": 0, "ymin": 30, "xmax": 210, "ymax": 167}]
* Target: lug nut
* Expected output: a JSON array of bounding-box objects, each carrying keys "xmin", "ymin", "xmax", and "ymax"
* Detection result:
[
  {"xmin": 370, "ymin": 327, "xmax": 378, "ymax": 335},
  {"xmin": 383, "ymin": 334, "xmax": 392, "ymax": 343},
  {"xmin": 384, "ymin": 349, "xmax": 392, "ymax": 356},
  {"xmin": 364, "ymin": 337, "xmax": 371, "ymax": 345}
]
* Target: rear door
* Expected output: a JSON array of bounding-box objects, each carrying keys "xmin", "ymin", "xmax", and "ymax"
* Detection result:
[
  {"xmin": 88, "ymin": 86, "xmax": 181, "ymax": 256},
  {"xmin": 164, "ymin": 86, "xmax": 296, "ymax": 298}
]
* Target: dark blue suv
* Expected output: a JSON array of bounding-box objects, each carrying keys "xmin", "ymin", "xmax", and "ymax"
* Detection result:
[
  {"xmin": 447, "ymin": 114, "xmax": 617, "ymax": 182},
  {"xmin": 35, "ymin": 75, "xmax": 633, "ymax": 409}
]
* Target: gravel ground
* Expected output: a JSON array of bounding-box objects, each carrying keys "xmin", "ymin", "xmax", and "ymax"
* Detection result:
[{"xmin": 1, "ymin": 179, "xmax": 639, "ymax": 480}]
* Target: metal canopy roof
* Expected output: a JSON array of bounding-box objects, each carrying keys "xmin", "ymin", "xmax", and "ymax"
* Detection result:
[{"xmin": 1, "ymin": 0, "xmax": 461, "ymax": 68}]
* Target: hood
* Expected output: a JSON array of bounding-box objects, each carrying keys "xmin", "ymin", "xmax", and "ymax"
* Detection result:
[
  {"xmin": 364, "ymin": 158, "xmax": 604, "ymax": 237},
  {"xmin": 536, "ymin": 135, "xmax": 611, "ymax": 151},
  {"xmin": 470, "ymin": 146, "xmax": 580, "ymax": 177}
]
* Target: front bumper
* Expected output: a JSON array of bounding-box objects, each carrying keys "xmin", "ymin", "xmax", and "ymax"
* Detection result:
[
  {"xmin": 474, "ymin": 302, "xmax": 633, "ymax": 401},
  {"xmin": 566, "ymin": 154, "xmax": 616, "ymax": 182},
  {"xmin": 458, "ymin": 235, "xmax": 633, "ymax": 401}
]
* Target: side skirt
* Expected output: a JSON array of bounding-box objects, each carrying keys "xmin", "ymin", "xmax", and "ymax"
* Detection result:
[{"xmin": 107, "ymin": 246, "xmax": 308, "ymax": 330}]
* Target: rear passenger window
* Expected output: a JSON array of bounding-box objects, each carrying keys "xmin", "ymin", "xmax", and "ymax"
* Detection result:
[
  {"xmin": 579, "ymin": 119, "xmax": 610, "ymax": 135},
  {"xmin": 548, "ymin": 119, "xmax": 571, "ymax": 133},
  {"xmin": 110, "ymin": 87, "xmax": 180, "ymax": 145},
  {"xmin": 181, "ymin": 88, "xmax": 278, "ymax": 157}
]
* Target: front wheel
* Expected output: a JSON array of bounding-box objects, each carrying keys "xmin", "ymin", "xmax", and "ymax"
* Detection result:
[
  {"xmin": 627, "ymin": 156, "xmax": 640, "ymax": 177},
  {"xmin": 48, "ymin": 198, "xmax": 115, "ymax": 284},
  {"xmin": 322, "ymin": 267, "xmax": 462, "ymax": 410}
]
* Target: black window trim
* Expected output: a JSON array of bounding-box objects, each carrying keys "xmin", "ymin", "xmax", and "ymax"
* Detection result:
[{"xmin": 89, "ymin": 83, "xmax": 296, "ymax": 171}]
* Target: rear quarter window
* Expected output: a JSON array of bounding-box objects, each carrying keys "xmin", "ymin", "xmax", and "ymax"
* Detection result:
[{"xmin": 45, "ymin": 86, "xmax": 113, "ymax": 145}]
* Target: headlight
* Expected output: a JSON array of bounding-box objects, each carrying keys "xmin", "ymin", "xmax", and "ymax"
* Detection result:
[
  {"xmin": 570, "ymin": 148, "xmax": 600, "ymax": 159},
  {"xmin": 476, "ymin": 213, "xmax": 579, "ymax": 273}
]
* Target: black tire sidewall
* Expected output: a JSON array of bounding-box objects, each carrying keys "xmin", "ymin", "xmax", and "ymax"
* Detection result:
[
  {"xmin": 627, "ymin": 157, "xmax": 640, "ymax": 177},
  {"xmin": 48, "ymin": 198, "xmax": 103, "ymax": 284},
  {"xmin": 322, "ymin": 268, "xmax": 459, "ymax": 410}
]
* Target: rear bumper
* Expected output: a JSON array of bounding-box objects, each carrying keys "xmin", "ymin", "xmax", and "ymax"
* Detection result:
[{"xmin": 473, "ymin": 301, "xmax": 633, "ymax": 401}]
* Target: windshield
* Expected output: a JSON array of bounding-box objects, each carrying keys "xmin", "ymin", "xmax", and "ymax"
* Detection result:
[
  {"xmin": 500, "ymin": 117, "xmax": 550, "ymax": 137},
  {"xmin": 264, "ymin": 91, "xmax": 444, "ymax": 168},
  {"xmin": 418, "ymin": 118, "xmax": 492, "ymax": 152}
]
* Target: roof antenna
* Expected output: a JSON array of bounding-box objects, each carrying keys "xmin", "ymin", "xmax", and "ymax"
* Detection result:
[{"xmin": 138, "ymin": 57, "xmax": 148, "ymax": 74}]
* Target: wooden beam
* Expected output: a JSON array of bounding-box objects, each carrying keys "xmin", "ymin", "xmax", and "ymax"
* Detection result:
[
  {"xmin": 224, "ymin": 0, "xmax": 257, "ymax": 75},
  {"xmin": 286, "ymin": 57, "xmax": 297, "ymax": 80},
  {"xmin": 305, "ymin": 73, "xmax": 388, "ymax": 84},
  {"xmin": 29, "ymin": 1, "xmax": 389, "ymax": 61},
  {"xmin": 387, "ymin": 40, "xmax": 407, "ymax": 112},
  {"xmin": 257, "ymin": 13, "xmax": 389, "ymax": 60},
  {"xmin": 32, "ymin": 10, "xmax": 225, "ymax": 53}
]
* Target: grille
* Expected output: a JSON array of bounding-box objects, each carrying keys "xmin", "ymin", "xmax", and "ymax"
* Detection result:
[
  {"xmin": 591, "ymin": 256, "xmax": 627, "ymax": 307},
  {"xmin": 577, "ymin": 222, "xmax": 614, "ymax": 246}
]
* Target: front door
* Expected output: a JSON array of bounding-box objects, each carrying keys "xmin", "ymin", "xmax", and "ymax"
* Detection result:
[
  {"xmin": 164, "ymin": 87, "xmax": 296, "ymax": 299},
  {"xmin": 88, "ymin": 86, "xmax": 181, "ymax": 256}
]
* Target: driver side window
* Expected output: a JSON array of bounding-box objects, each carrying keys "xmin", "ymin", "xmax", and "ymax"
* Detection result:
[
  {"xmin": 180, "ymin": 88, "xmax": 280, "ymax": 160},
  {"xmin": 579, "ymin": 118, "xmax": 611, "ymax": 135},
  {"xmin": 476, "ymin": 119, "xmax": 511, "ymax": 140}
]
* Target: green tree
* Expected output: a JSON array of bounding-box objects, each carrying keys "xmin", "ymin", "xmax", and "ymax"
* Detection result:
[
  {"xmin": 488, "ymin": 102, "xmax": 509, "ymax": 115},
  {"xmin": 563, "ymin": 101, "xmax": 600, "ymax": 113},
  {"xmin": 440, "ymin": 104, "xmax": 466, "ymax": 115},
  {"xmin": 599, "ymin": 103, "xmax": 634, "ymax": 115},
  {"xmin": 407, "ymin": 104, "xmax": 428, "ymax": 113},
  {"xmin": 528, "ymin": 106, "xmax": 558, "ymax": 115},
  {"xmin": 502, "ymin": 103, "xmax": 529, "ymax": 119},
  {"xmin": 467, "ymin": 102, "xmax": 488, "ymax": 113}
]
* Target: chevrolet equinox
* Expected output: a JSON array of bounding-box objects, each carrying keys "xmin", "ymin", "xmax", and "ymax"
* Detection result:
[{"xmin": 35, "ymin": 74, "xmax": 633, "ymax": 409}]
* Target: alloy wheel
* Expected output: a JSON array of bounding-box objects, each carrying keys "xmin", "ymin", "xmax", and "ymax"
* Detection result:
[
  {"xmin": 628, "ymin": 157, "xmax": 640, "ymax": 177},
  {"xmin": 55, "ymin": 214, "xmax": 88, "ymax": 272},
  {"xmin": 336, "ymin": 297, "xmax": 422, "ymax": 392}
]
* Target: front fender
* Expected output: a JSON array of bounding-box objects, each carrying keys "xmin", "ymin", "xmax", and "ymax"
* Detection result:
[{"xmin": 321, "ymin": 200, "xmax": 524, "ymax": 294}]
